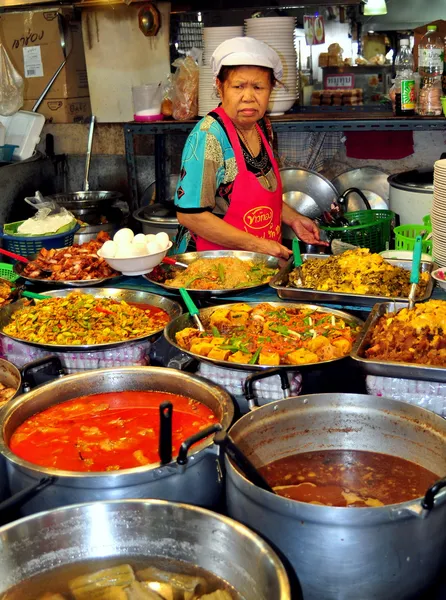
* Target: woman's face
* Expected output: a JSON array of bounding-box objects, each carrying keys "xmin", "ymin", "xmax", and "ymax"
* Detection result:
[{"xmin": 217, "ymin": 66, "xmax": 273, "ymax": 128}]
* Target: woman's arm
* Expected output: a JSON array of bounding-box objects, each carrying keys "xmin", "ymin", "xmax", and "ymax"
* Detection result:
[
  {"xmin": 177, "ymin": 211, "xmax": 291, "ymax": 259},
  {"xmin": 282, "ymin": 202, "xmax": 328, "ymax": 245}
]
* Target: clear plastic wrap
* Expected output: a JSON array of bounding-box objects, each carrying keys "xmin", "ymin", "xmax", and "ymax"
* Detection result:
[
  {"xmin": 172, "ymin": 55, "xmax": 199, "ymax": 121},
  {"xmin": 367, "ymin": 375, "xmax": 446, "ymax": 417},
  {"xmin": 13, "ymin": 190, "xmax": 76, "ymax": 236},
  {"xmin": 0, "ymin": 44, "xmax": 24, "ymax": 116}
]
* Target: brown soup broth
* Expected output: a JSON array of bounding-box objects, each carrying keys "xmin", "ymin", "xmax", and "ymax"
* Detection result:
[
  {"xmin": 259, "ymin": 449, "xmax": 440, "ymax": 507},
  {"xmin": 2, "ymin": 556, "xmax": 241, "ymax": 600}
]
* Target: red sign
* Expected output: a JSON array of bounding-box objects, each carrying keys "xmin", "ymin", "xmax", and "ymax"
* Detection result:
[{"xmin": 324, "ymin": 74, "xmax": 355, "ymax": 89}]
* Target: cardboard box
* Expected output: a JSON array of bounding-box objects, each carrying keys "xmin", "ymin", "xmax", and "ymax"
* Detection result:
[
  {"xmin": 0, "ymin": 8, "xmax": 90, "ymax": 122},
  {"xmin": 22, "ymin": 97, "xmax": 91, "ymax": 124}
]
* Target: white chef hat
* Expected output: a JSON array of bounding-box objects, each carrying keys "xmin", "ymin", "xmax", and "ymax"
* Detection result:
[{"xmin": 211, "ymin": 37, "xmax": 283, "ymax": 81}]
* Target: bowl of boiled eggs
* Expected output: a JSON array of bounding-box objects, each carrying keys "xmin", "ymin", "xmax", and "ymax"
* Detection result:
[{"xmin": 98, "ymin": 228, "xmax": 172, "ymax": 276}]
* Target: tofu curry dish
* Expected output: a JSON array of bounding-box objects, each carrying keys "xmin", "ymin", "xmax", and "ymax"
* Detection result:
[{"xmin": 259, "ymin": 449, "xmax": 440, "ymax": 507}]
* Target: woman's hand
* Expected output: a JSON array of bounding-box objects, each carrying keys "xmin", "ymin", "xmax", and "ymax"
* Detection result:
[
  {"xmin": 255, "ymin": 237, "xmax": 292, "ymax": 260},
  {"xmin": 290, "ymin": 215, "xmax": 329, "ymax": 246}
]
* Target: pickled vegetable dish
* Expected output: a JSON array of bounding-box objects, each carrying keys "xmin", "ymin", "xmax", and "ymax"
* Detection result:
[
  {"xmin": 175, "ymin": 303, "xmax": 361, "ymax": 366},
  {"xmin": 9, "ymin": 391, "xmax": 217, "ymax": 471},
  {"xmin": 2, "ymin": 557, "xmax": 238, "ymax": 599},
  {"xmin": 2, "ymin": 292, "xmax": 169, "ymax": 346},
  {"xmin": 259, "ymin": 449, "xmax": 439, "ymax": 507}
]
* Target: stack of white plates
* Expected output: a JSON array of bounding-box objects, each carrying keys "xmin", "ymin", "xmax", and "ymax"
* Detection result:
[
  {"xmin": 198, "ymin": 65, "xmax": 219, "ymax": 116},
  {"xmin": 202, "ymin": 26, "xmax": 244, "ymax": 66},
  {"xmin": 432, "ymin": 159, "xmax": 446, "ymax": 268},
  {"xmin": 245, "ymin": 16, "xmax": 297, "ymax": 115}
]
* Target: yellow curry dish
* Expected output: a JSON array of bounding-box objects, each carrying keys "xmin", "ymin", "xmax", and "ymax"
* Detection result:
[
  {"xmin": 158, "ymin": 257, "xmax": 278, "ymax": 290},
  {"xmin": 175, "ymin": 303, "xmax": 362, "ymax": 366},
  {"xmin": 2, "ymin": 292, "xmax": 170, "ymax": 346},
  {"xmin": 288, "ymin": 248, "xmax": 430, "ymax": 298}
]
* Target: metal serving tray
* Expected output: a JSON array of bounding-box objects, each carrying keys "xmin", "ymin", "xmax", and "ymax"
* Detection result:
[
  {"xmin": 164, "ymin": 301, "xmax": 364, "ymax": 372},
  {"xmin": 351, "ymin": 301, "xmax": 446, "ymax": 383},
  {"xmin": 144, "ymin": 250, "xmax": 279, "ymax": 300},
  {"xmin": 269, "ymin": 254, "xmax": 435, "ymax": 307}
]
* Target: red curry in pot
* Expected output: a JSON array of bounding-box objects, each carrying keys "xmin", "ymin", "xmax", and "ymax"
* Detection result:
[{"xmin": 9, "ymin": 391, "xmax": 217, "ymax": 472}]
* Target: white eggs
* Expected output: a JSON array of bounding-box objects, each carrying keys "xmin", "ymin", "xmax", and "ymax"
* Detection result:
[
  {"xmin": 145, "ymin": 234, "xmax": 157, "ymax": 243},
  {"xmin": 131, "ymin": 242, "xmax": 148, "ymax": 257},
  {"xmin": 133, "ymin": 233, "xmax": 147, "ymax": 245},
  {"xmin": 100, "ymin": 240, "xmax": 117, "ymax": 258},
  {"xmin": 155, "ymin": 231, "xmax": 170, "ymax": 249},
  {"xmin": 115, "ymin": 242, "xmax": 134, "ymax": 259},
  {"xmin": 113, "ymin": 228, "xmax": 134, "ymax": 245},
  {"xmin": 147, "ymin": 240, "xmax": 163, "ymax": 255}
]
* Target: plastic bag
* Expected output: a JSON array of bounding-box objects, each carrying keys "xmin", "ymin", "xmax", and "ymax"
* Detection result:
[
  {"xmin": 0, "ymin": 44, "xmax": 24, "ymax": 116},
  {"xmin": 13, "ymin": 191, "xmax": 76, "ymax": 236},
  {"xmin": 161, "ymin": 75, "xmax": 173, "ymax": 117},
  {"xmin": 172, "ymin": 55, "xmax": 199, "ymax": 121}
]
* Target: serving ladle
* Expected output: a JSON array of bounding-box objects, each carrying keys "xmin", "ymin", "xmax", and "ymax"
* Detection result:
[
  {"xmin": 179, "ymin": 287, "xmax": 205, "ymax": 332},
  {"xmin": 0, "ymin": 247, "xmax": 52, "ymax": 276}
]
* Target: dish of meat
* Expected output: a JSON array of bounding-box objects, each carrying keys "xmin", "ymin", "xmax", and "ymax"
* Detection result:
[{"xmin": 16, "ymin": 232, "xmax": 120, "ymax": 285}]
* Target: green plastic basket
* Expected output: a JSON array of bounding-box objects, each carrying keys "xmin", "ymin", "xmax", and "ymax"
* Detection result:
[
  {"xmin": 423, "ymin": 215, "xmax": 431, "ymax": 227},
  {"xmin": 320, "ymin": 210, "xmax": 395, "ymax": 253},
  {"xmin": 0, "ymin": 262, "xmax": 20, "ymax": 283},
  {"xmin": 394, "ymin": 224, "xmax": 433, "ymax": 255}
]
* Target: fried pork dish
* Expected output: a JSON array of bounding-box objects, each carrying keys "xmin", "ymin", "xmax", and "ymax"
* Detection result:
[
  {"xmin": 3, "ymin": 292, "xmax": 169, "ymax": 346},
  {"xmin": 288, "ymin": 249, "xmax": 430, "ymax": 298},
  {"xmin": 161, "ymin": 257, "xmax": 278, "ymax": 290},
  {"xmin": 364, "ymin": 300, "xmax": 446, "ymax": 366},
  {"xmin": 22, "ymin": 232, "xmax": 119, "ymax": 281},
  {"xmin": 176, "ymin": 303, "xmax": 361, "ymax": 366}
]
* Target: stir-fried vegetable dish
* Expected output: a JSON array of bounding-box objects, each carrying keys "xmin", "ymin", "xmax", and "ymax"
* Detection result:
[
  {"xmin": 2, "ymin": 292, "xmax": 169, "ymax": 346},
  {"xmin": 364, "ymin": 300, "xmax": 446, "ymax": 367},
  {"xmin": 10, "ymin": 391, "xmax": 216, "ymax": 472},
  {"xmin": 2, "ymin": 559, "xmax": 236, "ymax": 599},
  {"xmin": 176, "ymin": 303, "xmax": 361, "ymax": 366},
  {"xmin": 288, "ymin": 249, "xmax": 430, "ymax": 298},
  {"xmin": 155, "ymin": 257, "xmax": 278, "ymax": 290}
]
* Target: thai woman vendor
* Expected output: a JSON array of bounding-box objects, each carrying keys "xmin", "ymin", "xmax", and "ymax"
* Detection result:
[{"xmin": 174, "ymin": 37, "xmax": 326, "ymax": 258}]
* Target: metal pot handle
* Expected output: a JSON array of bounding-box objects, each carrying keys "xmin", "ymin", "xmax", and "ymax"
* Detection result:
[
  {"xmin": 243, "ymin": 368, "xmax": 290, "ymax": 411},
  {"xmin": 422, "ymin": 477, "xmax": 446, "ymax": 511},
  {"xmin": 21, "ymin": 356, "xmax": 65, "ymax": 393},
  {"xmin": 339, "ymin": 188, "xmax": 372, "ymax": 211},
  {"xmin": 0, "ymin": 476, "xmax": 55, "ymax": 521},
  {"xmin": 177, "ymin": 423, "xmax": 222, "ymax": 465}
]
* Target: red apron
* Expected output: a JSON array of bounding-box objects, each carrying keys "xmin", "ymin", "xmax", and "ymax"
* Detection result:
[{"xmin": 195, "ymin": 107, "xmax": 283, "ymax": 251}]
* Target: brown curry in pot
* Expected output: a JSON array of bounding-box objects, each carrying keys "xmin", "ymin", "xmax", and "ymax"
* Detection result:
[{"xmin": 259, "ymin": 450, "xmax": 440, "ymax": 507}]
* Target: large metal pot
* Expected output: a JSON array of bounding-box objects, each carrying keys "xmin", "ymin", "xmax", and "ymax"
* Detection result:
[
  {"xmin": 0, "ymin": 499, "xmax": 291, "ymax": 599},
  {"xmin": 225, "ymin": 377, "xmax": 446, "ymax": 600},
  {"xmin": 0, "ymin": 358, "xmax": 21, "ymax": 503},
  {"xmin": 0, "ymin": 366, "xmax": 234, "ymax": 516}
]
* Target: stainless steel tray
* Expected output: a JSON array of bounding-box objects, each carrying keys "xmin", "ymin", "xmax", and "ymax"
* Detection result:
[
  {"xmin": 269, "ymin": 254, "xmax": 435, "ymax": 307},
  {"xmin": 144, "ymin": 250, "xmax": 279, "ymax": 299},
  {"xmin": 0, "ymin": 288, "xmax": 182, "ymax": 352},
  {"xmin": 351, "ymin": 301, "xmax": 446, "ymax": 383},
  {"xmin": 164, "ymin": 301, "xmax": 364, "ymax": 372}
]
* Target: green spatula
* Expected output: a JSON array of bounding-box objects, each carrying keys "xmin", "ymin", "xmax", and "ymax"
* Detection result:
[
  {"xmin": 292, "ymin": 237, "xmax": 304, "ymax": 285},
  {"xmin": 179, "ymin": 287, "xmax": 205, "ymax": 332}
]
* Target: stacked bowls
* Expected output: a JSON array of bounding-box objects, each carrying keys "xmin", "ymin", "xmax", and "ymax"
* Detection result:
[
  {"xmin": 432, "ymin": 159, "xmax": 446, "ymax": 267},
  {"xmin": 245, "ymin": 17, "xmax": 297, "ymax": 115},
  {"xmin": 199, "ymin": 26, "xmax": 244, "ymax": 117}
]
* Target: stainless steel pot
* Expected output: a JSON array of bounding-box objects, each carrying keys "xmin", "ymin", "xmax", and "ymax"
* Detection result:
[
  {"xmin": 225, "ymin": 373, "xmax": 446, "ymax": 600},
  {"xmin": 0, "ymin": 499, "xmax": 291, "ymax": 599},
  {"xmin": 0, "ymin": 358, "xmax": 21, "ymax": 503},
  {"xmin": 0, "ymin": 367, "xmax": 234, "ymax": 516}
]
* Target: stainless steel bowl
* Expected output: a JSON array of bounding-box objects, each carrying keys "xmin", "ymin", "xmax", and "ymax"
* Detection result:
[{"xmin": 0, "ymin": 500, "xmax": 291, "ymax": 600}]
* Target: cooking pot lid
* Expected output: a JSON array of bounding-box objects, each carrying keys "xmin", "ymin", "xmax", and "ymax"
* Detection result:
[
  {"xmin": 389, "ymin": 169, "xmax": 434, "ymax": 191},
  {"xmin": 142, "ymin": 203, "xmax": 178, "ymax": 224}
]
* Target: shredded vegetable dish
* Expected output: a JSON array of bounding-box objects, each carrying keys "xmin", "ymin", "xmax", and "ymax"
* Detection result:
[
  {"xmin": 175, "ymin": 303, "xmax": 361, "ymax": 366},
  {"xmin": 288, "ymin": 248, "xmax": 430, "ymax": 298},
  {"xmin": 364, "ymin": 300, "xmax": 446, "ymax": 367},
  {"xmin": 155, "ymin": 257, "xmax": 278, "ymax": 290},
  {"xmin": 2, "ymin": 292, "xmax": 169, "ymax": 346}
]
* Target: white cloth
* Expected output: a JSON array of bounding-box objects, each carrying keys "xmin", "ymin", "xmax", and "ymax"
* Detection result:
[{"xmin": 211, "ymin": 37, "xmax": 283, "ymax": 81}]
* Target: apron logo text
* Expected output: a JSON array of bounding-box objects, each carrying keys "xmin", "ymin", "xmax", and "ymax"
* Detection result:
[{"xmin": 243, "ymin": 206, "xmax": 273, "ymax": 230}]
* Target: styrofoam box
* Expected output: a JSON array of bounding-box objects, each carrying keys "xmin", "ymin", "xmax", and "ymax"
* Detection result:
[{"xmin": 0, "ymin": 110, "xmax": 45, "ymax": 161}]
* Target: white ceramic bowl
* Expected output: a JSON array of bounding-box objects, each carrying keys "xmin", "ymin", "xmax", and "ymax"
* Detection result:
[
  {"xmin": 98, "ymin": 242, "xmax": 172, "ymax": 276},
  {"xmin": 432, "ymin": 267, "xmax": 446, "ymax": 290},
  {"xmin": 267, "ymin": 97, "xmax": 296, "ymax": 115}
]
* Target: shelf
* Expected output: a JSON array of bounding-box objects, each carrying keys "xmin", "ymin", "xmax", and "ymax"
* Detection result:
[{"xmin": 125, "ymin": 113, "xmax": 446, "ymax": 134}]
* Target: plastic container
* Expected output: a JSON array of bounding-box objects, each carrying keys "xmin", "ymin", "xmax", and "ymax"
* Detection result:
[
  {"xmin": 418, "ymin": 25, "xmax": 443, "ymax": 78},
  {"xmin": 320, "ymin": 210, "xmax": 395, "ymax": 253},
  {"xmin": 394, "ymin": 40, "xmax": 415, "ymax": 116},
  {"xmin": 0, "ymin": 145, "xmax": 18, "ymax": 163},
  {"xmin": 0, "ymin": 262, "xmax": 20, "ymax": 283},
  {"xmin": 394, "ymin": 223, "xmax": 433, "ymax": 255},
  {"xmin": 0, "ymin": 111, "xmax": 45, "ymax": 161},
  {"xmin": 423, "ymin": 214, "xmax": 432, "ymax": 227},
  {"xmin": 0, "ymin": 222, "xmax": 80, "ymax": 255},
  {"xmin": 132, "ymin": 84, "xmax": 163, "ymax": 122}
]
